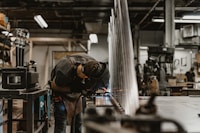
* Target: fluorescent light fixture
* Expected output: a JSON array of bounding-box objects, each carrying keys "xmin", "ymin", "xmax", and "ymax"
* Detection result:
[
  {"xmin": 152, "ymin": 18, "xmax": 165, "ymax": 22},
  {"xmin": 162, "ymin": 47, "xmax": 167, "ymax": 51},
  {"xmin": 152, "ymin": 18, "xmax": 200, "ymax": 23},
  {"xmin": 140, "ymin": 46, "xmax": 148, "ymax": 50},
  {"xmin": 175, "ymin": 47, "xmax": 184, "ymax": 50},
  {"xmin": 89, "ymin": 34, "xmax": 98, "ymax": 43},
  {"xmin": 34, "ymin": 15, "xmax": 48, "ymax": 28},
  {"xmin": 182, "ymin": 15, "xmax": 200, "ymax": 20}
]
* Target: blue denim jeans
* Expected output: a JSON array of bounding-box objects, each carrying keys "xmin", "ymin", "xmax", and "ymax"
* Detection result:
[
  {"xmin": 53, "ymin": 101, "xmax": 82, "ymax": 133},
  {"xmin": 71, "ymin": 113, "xmax": 81, "ymax": 133},
  {"xmin": 54, "ymin": 101, "xmax": 67, "ymax": 133}
]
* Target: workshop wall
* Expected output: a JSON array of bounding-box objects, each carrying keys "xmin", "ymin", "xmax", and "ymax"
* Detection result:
[
  {"xmin": 11, "ymin": 31, "xmax": 197, "ymax": 88},
  {"xmin": 22, "ymin": 35, "xmax": 109, "ymax": 88},
  {"xmin": 173, "ymin": 49, "xmax": 196, "ymax": 74}
]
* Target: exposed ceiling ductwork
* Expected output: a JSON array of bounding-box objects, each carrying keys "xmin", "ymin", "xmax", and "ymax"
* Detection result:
[{"xmin": 0, "ymin": 0, "xmax": 199, "ymax": 41}]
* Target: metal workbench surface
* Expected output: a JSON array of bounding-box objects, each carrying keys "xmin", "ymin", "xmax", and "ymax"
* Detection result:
[
  {"xmin": 0, "ymin": 88, "xmax": 48, "ymax": 99},
  {"xmin": 139, "ymin": 96, "xmax": 200, "ymax": 133}
]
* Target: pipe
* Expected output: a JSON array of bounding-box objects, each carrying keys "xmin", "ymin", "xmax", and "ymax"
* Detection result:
[
  {"xmin": 54, "ymin": 10, "xmax": 81, "ymax": 18},
  {"xmin": 138, "ymin": 0, "xmax": 161, "ymax": 25},
  {"xmin": 0, "ymin": 6, "xmax": 199, "ymax": 12},
  {"xmin": 185, "ymin": 0, "xmax": 196, "ymax": 7}
]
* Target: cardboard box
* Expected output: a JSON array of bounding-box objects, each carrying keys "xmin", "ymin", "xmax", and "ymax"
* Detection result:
[
  {"xmin": 168, "ymin": 78, "xmax": 176, "ymax": 86},
  {"xmin": 197, "ymin": 53, "xmax": 200, "ymax": 63}
]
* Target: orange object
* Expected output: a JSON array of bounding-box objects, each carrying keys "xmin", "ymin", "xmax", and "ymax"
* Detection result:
[{"xmin": 0, "ymin": 13, "xmax": 7, "ymax": 27}]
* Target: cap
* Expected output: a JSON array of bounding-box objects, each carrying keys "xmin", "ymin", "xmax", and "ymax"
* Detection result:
[{"xmin": 82, "ymin": 61, "xmax": 105, "ymax": 78}]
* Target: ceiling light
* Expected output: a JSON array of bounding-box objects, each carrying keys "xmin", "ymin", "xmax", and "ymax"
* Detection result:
[
  {"xmin": 182, "ymin": 15, "xmax": 200, "ymax": 20},
  {"xmin": 34, "ymin": 15, "xmax": 48, "ymax": 28},
  {"xmin": 152, "ymin": 18, "xmax": 200, "ymax": 23},
  {"xmin": 175, "ymin": 47, "xmax": 184, "ymax": 50},
  {"xmin": 140, "ymin": 46, "xmax": 148, "ymax": 50},
  {"xmin": 89, "ymin": 34, "xmax": 98, "ymax": 43}
]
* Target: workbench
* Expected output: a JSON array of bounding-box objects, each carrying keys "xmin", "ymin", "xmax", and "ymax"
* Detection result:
[
  {"xmin": 167, "ymin": 85, "xmax": 185, "ymax": 96},
  {"xmin": 167, "ymin": 84, "xmax": 200, "ymax": 96},
  {"xmin": 182, "ymin": 88, "xmax": 200, "ymax": 96},
  {"xmin": 167, "ymin": 82, "xmax": 193, "ymax": 96},
  {"xmin": 0, "ymin": 88, "xmax": 50, "ymax": 133}
]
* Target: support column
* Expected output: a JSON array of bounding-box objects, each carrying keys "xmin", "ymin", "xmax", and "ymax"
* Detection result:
[
  {"xmin": 165, "ymin": 0, "xmax": 175, "ymax": 48},
  {"xmin": 165, "ymin": 0, "xmax": 175, "ymax": 75}
]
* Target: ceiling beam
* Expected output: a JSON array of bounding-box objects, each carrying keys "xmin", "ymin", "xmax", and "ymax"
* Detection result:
[{"xmin": 1, "ymin": 6, "xmax": 200, "ymax": 11}]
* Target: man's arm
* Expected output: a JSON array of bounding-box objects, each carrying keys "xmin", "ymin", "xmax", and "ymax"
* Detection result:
[{"xmin": 51, "ymin": 79, "xmax": 72, "ymax": 93}]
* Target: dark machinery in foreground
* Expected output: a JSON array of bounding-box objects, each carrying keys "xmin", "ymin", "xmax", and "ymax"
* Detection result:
[{"xmin": 83, "ymin": 93, "xmax": 186, "ymax": 133}]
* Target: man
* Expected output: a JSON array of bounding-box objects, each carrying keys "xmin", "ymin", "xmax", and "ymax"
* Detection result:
[
  {"xmin": 185, "ymin": 67, "xmax": 195, "ymax": 88},
  {"xmin": 49, "ymin": 53, "xmax": 110, "ymax": 133},
  {"xmin": 185, "ymin": 67, "xmax": 195, "ymax": 82}
]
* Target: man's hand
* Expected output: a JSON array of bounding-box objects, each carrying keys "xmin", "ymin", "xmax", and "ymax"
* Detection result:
[{"xmin": 101, "ymin": 87, "xmax": 107, "ymax": 92}]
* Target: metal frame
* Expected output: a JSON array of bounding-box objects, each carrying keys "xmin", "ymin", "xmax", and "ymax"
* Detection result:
[{"xmin": 0, "ymin": 88, "xmax": 49, "ymax": 133}]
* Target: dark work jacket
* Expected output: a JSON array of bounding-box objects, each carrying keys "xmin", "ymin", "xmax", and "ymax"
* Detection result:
[
  {"xmin": 51, "ymin": 53, "xmax": 110, "ymax": 96},
  {"xmin": 185, "ymin": 71, "xmax": 195, "ymax": 82},
  {"xmin": 50, "ymin": 53, "xmax": 110, "ymax": 124}
]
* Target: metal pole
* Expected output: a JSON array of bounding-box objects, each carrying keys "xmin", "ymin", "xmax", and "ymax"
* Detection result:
[
  {"xmin": 165, "ymin": 0, "xmax": 175, "ymax": 48},
  {"xmin": 7, "ymin": 99, "xmax": 13, "ymax": 133}
]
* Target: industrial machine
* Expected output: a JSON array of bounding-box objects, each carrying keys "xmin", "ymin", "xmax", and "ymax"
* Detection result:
[
  {"xmin": 148, "ymin": 47, "xmax": 174, "ymax": 63},
  {"xmin": 0, "ymin": 28, "xmax": 49, "ymax": 133},
  {"xmin": 1, "ymin": 67, "xmax": 39, "ymax": 89},
  {"xmin": 1, "ymin": 28, "xmax": 39, "ymax": 90},
  {"xmin": 82, "ymin": 94, "xmax": 186, "ymax": 133}
]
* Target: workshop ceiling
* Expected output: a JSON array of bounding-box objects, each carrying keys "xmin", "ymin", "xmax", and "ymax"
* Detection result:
[{"xmin": 0, "ymin": 0, "xmax": 200, "ymax": 41}]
